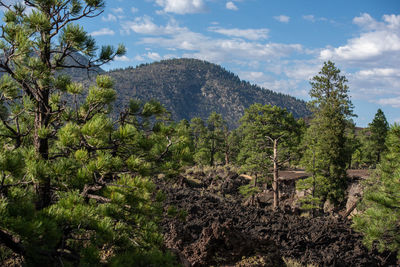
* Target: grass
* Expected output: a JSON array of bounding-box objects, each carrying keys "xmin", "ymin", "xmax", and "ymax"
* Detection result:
[{"xmin": 283, "ymin": 257, "xmax": 317, "ymax": 267}]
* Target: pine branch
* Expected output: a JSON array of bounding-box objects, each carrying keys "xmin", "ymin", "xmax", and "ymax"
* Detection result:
[{"xmin": 0, "ymin": 229, "xmax": 25, "ymax": 256}]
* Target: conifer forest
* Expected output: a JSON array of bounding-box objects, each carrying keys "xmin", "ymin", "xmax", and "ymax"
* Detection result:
[{"xmin": 0, "ymin": 1, "xmax": 398, "ymax": 266}]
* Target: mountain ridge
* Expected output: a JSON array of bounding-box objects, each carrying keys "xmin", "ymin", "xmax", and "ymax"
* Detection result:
[{"xmin": 101, "ymin": 58, "xmax": 310, "ymax": 128}]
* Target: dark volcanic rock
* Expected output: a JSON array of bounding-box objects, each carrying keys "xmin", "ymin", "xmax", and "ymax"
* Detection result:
[{"xmin": 159, "ymin": 173, "xmax": 397, "ymax": 266}]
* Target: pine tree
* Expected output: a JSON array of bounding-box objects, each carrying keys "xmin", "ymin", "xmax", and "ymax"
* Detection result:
[
  {"xmin": 300, "ymin": 61, "xmax": 355, "ymax": 204},
  {"xmin": 353, "ymin": 124, "xmax": 400, "ymax": 259},
  {"xmin": 368, "ymin": 109, "xmax": 389, "ymax": 165},
  {"xmin": 238, "ymin": 104, "xmax": 301, "ymax": 208},
  {"xmin": 0, "ymin": 1, "xmax": 187, "ymax": 265},
  {"xmin": 190, "ymin": 112, "xmax": 226, "ymax": 166}
]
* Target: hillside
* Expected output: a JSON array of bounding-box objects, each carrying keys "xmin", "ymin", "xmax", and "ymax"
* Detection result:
[{"xmin": 103, "ymin": 58, "xmax": 310, "ymax": 127}]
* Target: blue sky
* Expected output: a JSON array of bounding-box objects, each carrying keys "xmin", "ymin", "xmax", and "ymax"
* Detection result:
[{"xmin": 10, "ymin": 0, "xmax": 400, "ymax": 126}]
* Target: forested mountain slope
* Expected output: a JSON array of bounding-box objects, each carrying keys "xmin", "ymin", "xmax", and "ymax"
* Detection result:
[{"xmin": 103, "ymin": 58, "xmax": 310, "ymax": 127}]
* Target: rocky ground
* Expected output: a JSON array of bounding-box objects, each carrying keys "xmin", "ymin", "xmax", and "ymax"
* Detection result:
[{"xmin": 158, "ymin": 167, "xmax": 397, "ymax": 266}]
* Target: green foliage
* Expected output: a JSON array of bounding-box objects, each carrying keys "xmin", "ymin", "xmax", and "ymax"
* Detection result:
[
  {"xmin": 103, "ymin": 58, "xmax": 310, "ymax": 129},
  {"xmin": 0, "ymin": 1, "xmax": 189, "ymax": 265},
  {"xmin": 166, "ymin": 205, "xmax": 188, "ymax": 221},
  {"xmin": 352, "ymin": 124, "xmax": 400, "ymax": 258},
  {"xmin": 351, "ymin": 110, "xmax": 389, "ymax": 169},
  {"xmin": 300, "ymin": 61, "xmax": 355, "ymax": 205},
  {"xmin": 238, "ymin": 104, "xmax": 302, "ymax": 184},
  {"xmin": 238, "ymin": 184, "xmax": 260, "ymax": 198},
  {"xmin": 190, "ymin": 112, "xmax": 227, "ymax": 166},
  {"xmin": 296, "ymin": 176, "xmax": 325, "ymax": 210}
]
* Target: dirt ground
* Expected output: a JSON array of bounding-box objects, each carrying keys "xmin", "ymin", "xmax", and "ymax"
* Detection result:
[{"xmin": 159, "ymin": 168, "xmax": 397, "ymax": 266}]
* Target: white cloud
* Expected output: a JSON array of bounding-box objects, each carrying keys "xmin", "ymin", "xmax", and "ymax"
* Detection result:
[
  {"xmin": 239, "ymin": 70, "xmax": 308, "ymax": 97},
  {"xmin": 115, "ymin": 55, "xmax": 130, "ymax": 62},
  {"xmin": 102, "ymin": 14, "xmax": 117, "ymax": 22},
  {"xmin": 226, "ymin": 1, "xmax": 238, "ymax": 11},
  {"xmin": 274, "ymin": 15, "xmax": 290, "ymax": 23},
  {"xmin": 349, "ymin": 67, "xmax": 400, "ymax": 99},
  {"xmin": 111, "ymin": 7, "xmax": 124, "ymax": 14},
  {"xmin": 141, "ymin": 35, "xmax": 302, "ymax": 63},
  {"xmin": 90, "ymin": 28, "xmax": 115, "ymax": 36},
  {"xmin": 285, "ymin": 64, "xmax": 320, "ymax": 80},
  {"xmin": 154, "ymin": 0, "xmax": 206, "ymax": 14},
  {"xmin": 319, "ymin": 13, "xmax": 400, "ymax": 102},
  {"xmin": 303, "ymin": 15, "xmax": 315, "ymax": 22},
  {"xmin": 357, "ymin": 68, "xmax": 400, "ymax": 77},
  {"xmin": 302, "ymin": 14, "xmax": 328, "ymax": 23},
  {"xmin": 134, "ymin": 55, "xmax": 145, "ymax": 61},
  {"xmin": 320, "ymin": 14, "xmax": 400, "ymax": 62},
  {"xmin": 240, "ymin": 71, "xmax": 264, "ymax": 80},
  {"xmin": 121, "ymin": 16, "xmax": 185, "ymax": 35},
  {"xmin": 375, "ymin": 97, "xmax": 400, "ymax": 108},
  {"xmin": 146, "ymin": 52, "xmax": 162, "ymax": 61},
  {"xmin": 208, "ymin": 27, "xmax": 269, "ymax": 40},
  {"xmin": 129, "ymin": 16, "xmax": 303, "ymax": 64},
  {"xmin": 131, "ymin": 7, "xmax": 139, "ymax": 13}
]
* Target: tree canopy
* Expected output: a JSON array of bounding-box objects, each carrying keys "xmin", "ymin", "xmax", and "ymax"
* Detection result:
[
  {"xmin": 0, "ymin": 1, "xmax": 188, "ymax": 265},
  {"xmin": 300, "ymin": 61, "xmax": 355, "ymax": 205},
  {"xmin": 353, "ymin": 124, "xmax": 400, "ymax": 259},
  {"xmin": 238, "ymin": 103, "xmax": 302, "ymax": 208}
]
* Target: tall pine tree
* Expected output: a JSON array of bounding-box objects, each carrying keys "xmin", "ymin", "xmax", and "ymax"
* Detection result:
[
  {"xmin": 368, "ymin": 109, "xmax": 389, "ymax": 165},
  {"xmin": 238, "ymin": 104, "xmax": 301, "ymax": 208},
  {"xmin": 190, "ymin": 112, "xmax": 226, "ymax": 166},
  {"xmin": 0, "ymin": 1, "xmax": 188, "ymax": 265},
  {"xmin": 301, "ymin": 61, "xmax": 355, "ymax": 204},
  {"xmin": 353, "ymin": 124, "xmax": 400, "ymax": 259}
]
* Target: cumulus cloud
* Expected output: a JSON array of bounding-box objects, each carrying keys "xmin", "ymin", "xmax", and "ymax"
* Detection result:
[
  {"xmin": 349, "ymin": 67, "xmax": 400, "ymax": 100},
  {"xmin": 102, "ymin": 14, "xmax": 117, "ymax": 22},
  {"xmin": 320, "ymin": 14, "xmax": 400, "ymax": 62},
  {"xmin": 375, "ymin": 97, "xmax": 400, "ymax": 108},
  {"xmin": 134, "ymin": 55, "xmax": 145, "ymax": 61},
  {"xmin": 154, "ymin": 0, "xmax": 206, "ymax": 14},
  {"xmin": 311, "ymin": 15, "xmax": 400, "ymax": 119},
  {"xmin": 111, "ymin": 7, "xmax": 124, "ymax": 14},
  {"xmin": 127, "ymin": 16, "xmax": 303, "ymax": 65},
  {"xmin": 318, "ymin": 13, "xmax": 400, "ymax": 105},
  {"xmin": 115, "ymin": 55, "xmax": 130, "ymax": 62},
  {"xmin": 357, "ymin": 68, "xmax": 400, "ymax": 77},
  {"xmin": 142, "ymin": 36, "xmax": 302, "ymax": 64},
  {"xmin": 303, "ymin": 15, "xmax": 316, "ymax": 22},
  {"xmin": 302, "ymin": 15, "xmax": 328, "ymax": 23},
  {"xmin": 146, "ymin": 52, "xmax": 162, "ymax": 61},
  {"xmin": 208, "ymin": 27, "xmax": 269, "ymax": 40},
  {"xmin": 226, "ymin": 1, "xmax": 238, "ymax": 11},
  {"xmin": 90, "ymin": 28, "xmax": 115, "ymax": 36},
  {"xmin": 121, "ymin": 16, "xmax": 186, "ymax": 35},
  {"xmin": 274, "ymin": 15, "xmax": 290, "ymax": 23}
]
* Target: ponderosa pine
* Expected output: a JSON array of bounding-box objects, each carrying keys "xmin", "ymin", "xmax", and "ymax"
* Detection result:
[
  {"xmin": 238, "ymin": 104, "xmax": 301, "ymax": 209},
  {"xmin": 190, "ymin": 112, "xmax": 226, "ymax": 166},
  {"xmin": 0, "ymin": 1, "xmax": 190, "ymax": 265},
  {"xmin": 300, "ymin": 61, "xmax": 355, "ymax": 205},
  {"xmin": 353, "ymin": 124, "xmax": 400, "ymax": 259}
]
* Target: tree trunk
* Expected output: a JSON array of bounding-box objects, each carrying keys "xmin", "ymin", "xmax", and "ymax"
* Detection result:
[
  {"xmin": 312, "ymin": 150, "xmax": 315, "ymax": 198},
  {"xmin": 34, "ymin": 91, "xmax": 51, "ymax": 210},
  {"xmin": 225, "ymin": 150, "xmax": 229, "ymax": 165},
  {"xmin": 312, "ymin": 149, "xmax": 316, "ymax": 217},
  {"xmin": 272, "ymin": 139, "xmax": 279, "ymax": 209}
]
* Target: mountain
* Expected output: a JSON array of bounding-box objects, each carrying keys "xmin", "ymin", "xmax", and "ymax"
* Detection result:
[
  {"xmin": 60, "ymin": 52, "xmax": 105, "ymax": 81},
  {"xmin": 102, "ymin": 58, "xmax": 309, "ymax": 128}
]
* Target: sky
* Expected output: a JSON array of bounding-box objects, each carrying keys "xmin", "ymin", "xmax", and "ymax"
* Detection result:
[{"xmin": 5, "ymin": 0, "xmax": 400, "ymax": 126}]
